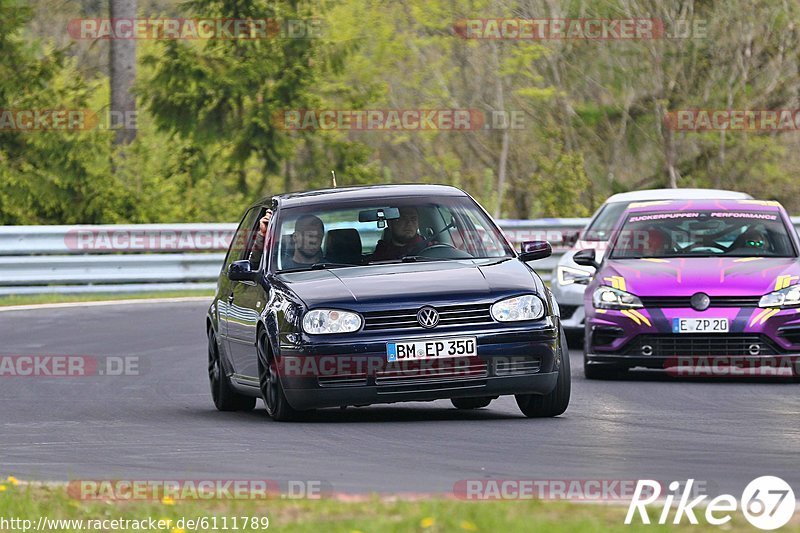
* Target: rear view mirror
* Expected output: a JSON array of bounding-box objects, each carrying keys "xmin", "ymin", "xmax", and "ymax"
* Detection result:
[
  {"xmin": 519, "ymin": 241, "xmax": 552, "ymax": 261},
  {"xmin": 358, "ymin": 207, "xmax": 400, "ymax": 223}
]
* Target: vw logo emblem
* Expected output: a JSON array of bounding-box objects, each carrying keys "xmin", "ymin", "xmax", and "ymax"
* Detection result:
[
  {"xmin": 690, "ymin": 292, "xmax": 711, "ymax": 311},
  {"xmin": 417, "ymin": 306, "xmax": 440, "ymax": 328}
]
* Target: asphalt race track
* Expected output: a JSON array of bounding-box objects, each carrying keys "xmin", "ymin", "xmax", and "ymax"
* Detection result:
[{"xmin": 1, "ymin": 300, "xmax": 798, "ymax": 496}]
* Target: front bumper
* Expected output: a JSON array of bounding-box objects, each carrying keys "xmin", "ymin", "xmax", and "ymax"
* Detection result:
[
  {"xmin": 276, "ymin": 319, "xmax": 561, "ymax": 410},
  {"xmin": 283, "ymin": 373, "xmax": 559, "ymax": 410},
  {"xmin": 584, "ymin": 305, "xmax": 800, "ymax": 375},
  {"xmin": 585, "ymin": 352, "xmax": 799, "ymax": 376}
]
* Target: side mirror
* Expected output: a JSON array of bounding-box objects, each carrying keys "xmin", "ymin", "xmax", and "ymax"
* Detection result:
[
  {"xmin": 573, "ymin": 249, "xmax": 599, "ymax": 269},
  {"xmin": 519, "ymin": 240, "xmax": 552, "ymax": 261},
  {"xmin": 228, "ymin": 259, "xmax": 258, "ymax": 282}
]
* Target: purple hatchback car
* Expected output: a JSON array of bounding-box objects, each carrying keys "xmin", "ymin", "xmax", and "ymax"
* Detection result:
[{"xmin": 576, "ymin": 199, "xmax": 800, "ymax": 379}]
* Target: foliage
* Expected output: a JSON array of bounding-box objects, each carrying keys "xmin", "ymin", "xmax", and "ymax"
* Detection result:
[{"xmin": 3, "ymin": 0, "xmax": 800, "ymax": 223}]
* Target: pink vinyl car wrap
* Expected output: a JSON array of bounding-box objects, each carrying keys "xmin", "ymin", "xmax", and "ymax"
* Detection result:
[{"xmin": 578, "ymin": 199, "xmax": 800, "ymax": 379}]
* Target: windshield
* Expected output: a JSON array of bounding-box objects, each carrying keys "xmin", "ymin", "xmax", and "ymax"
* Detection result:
[
  {"xmin": 582, "ymin": 202, "xmax": 631, "ymax": 241},
  {"xmin": 609, "ymin": 210, "xmax": 796, "ymax": 259},
  {"xmin": 271, "ymin": 196, "xmax": 514, "ymax": 272}
]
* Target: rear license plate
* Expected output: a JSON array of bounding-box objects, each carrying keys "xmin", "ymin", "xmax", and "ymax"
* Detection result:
[
  {"xmin": 386, "ymin": 337, "xmax": 477, "ymax": 362},
  {"xmin": 672, "ymin": 318, "xmax": 729, "ymax": 333}
]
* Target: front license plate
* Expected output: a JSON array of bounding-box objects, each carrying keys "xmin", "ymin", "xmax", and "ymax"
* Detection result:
[
  {"xmin": 386, "ymin": 337, "xmax": 477, "ymax": 362},
  {"xmin": 672, "ymin": 318, "xmax": 729, "ymax": 333}
]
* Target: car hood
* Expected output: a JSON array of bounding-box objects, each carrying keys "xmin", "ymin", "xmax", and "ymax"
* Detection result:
[
  {"xmin": 599, "ymin": 257, "xmax": 800, "ymax": 297},
  {"xmin": 276, "ymin": 259, "xmax": 541, "ymax": 308}
]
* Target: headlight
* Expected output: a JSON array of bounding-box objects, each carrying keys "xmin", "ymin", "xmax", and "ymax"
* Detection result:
[
  {"xmin": 557, "ymin": 265, "xmax": 593, "ymax": 285},
  {"xmin": 302, "ymin": 309, "xmax": 362, "ymax": 334},
  {"xmin": 759, "ymin": 285, "xmax": 800, "ymax": 308},
  {"xmin": 491, "ymin": 295, "xmax": 545, "ymax": 322},
  {"xmin": 592, "ymin": 286, "xmax": 643, "ymax": 310}
]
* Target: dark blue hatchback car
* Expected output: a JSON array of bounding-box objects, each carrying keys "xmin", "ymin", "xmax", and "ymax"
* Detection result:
[{"xmin": 206, "ymin": 184, "xmax": 570, "ymax": 420}]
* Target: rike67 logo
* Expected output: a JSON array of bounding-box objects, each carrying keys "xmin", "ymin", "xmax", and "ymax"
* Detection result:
[{"xmin": 626, "ymin": 477, "xmax": 796, "ymax": 530}]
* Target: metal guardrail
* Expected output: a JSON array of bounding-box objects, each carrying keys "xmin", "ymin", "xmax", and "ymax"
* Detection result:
[
  {"xmin": 4, "ymin": 217, "xmax": 798, "ymax": 295},
  {"xmin": 0, "ymin": 224, "xmax": 237, "ymax": 255},
  {"xmin": 0, "ymin": 219, "xmax": 587, "ymax": 295}
]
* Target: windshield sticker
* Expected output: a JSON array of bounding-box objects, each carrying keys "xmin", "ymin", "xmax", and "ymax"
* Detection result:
[
  {"xmin": 629, "ymin": 211, "xmax": 777, "ymax": 223},
  {"xmin": 708, "ymin": 212, "xmax": 778, "ymax": 220},
  {"xmin": 628, "ymin": 212, "xmax": 699, "ymax": 222}
]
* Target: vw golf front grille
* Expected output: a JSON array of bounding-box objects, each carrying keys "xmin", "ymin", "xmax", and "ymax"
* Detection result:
[
  {"xmin": 638, "ymin": 296, "xmax": 761, "ymax": 308},
  {"xmin": 362, "ymin": 304, "xmax": 493, "ymax": 331}
]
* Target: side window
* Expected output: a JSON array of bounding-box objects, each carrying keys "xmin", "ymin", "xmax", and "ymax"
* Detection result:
[
  {"xmin": 224, "ymin": 207, "xmax": 263, "ymax": 271},
  {"xmin": 244, "ymin": 206, "xmax": 269, "ymax": 266},
  {"xmin": 583, "ymin": 202, "xmax": 630, "ymax": 241}
]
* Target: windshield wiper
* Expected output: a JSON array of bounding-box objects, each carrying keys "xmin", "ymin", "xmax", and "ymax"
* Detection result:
[
  {"xmin": 278, "ymin": 262, "xmax": 356, "ymax": 273},
  {"xmin": 309, "ymin": 262, "xmax": 358, "ymax": 270},
  {"xmin": 367, "ymin": 256, "xmax": 433, "ymax": 265},
  {"xmin": 366, "ymin": 256, "xmax": 443, "ymax": 265}
]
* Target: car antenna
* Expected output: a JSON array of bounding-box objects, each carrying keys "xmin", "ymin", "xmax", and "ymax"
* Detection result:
[{"xmin": 331, "ymin": 170, "xmax": 337, "ymax": 188}]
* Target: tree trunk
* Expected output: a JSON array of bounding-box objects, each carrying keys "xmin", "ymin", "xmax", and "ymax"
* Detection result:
[
  {"xmin": 491, "ymin": 42, "xmax": 510, "ymax": 218},
  {"xmin": 110, "ymin": 0, "xmax": 137, "ymax": 146},
  {"xmin": 663, "ymin": 118, "xmax": 679, "ymax": 188}
]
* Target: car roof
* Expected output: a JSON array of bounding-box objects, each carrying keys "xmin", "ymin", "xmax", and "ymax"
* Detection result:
[
  {"xmin": 604, "ymin": 188, "xmax": 752, "ymax": 203},
  {"xmin": 624, "ymin": 199, "xmax": 786, "ymax": 214},
  {"xmin": 254, "ymin": 184, "xmax": 467, "ymax": 209}
]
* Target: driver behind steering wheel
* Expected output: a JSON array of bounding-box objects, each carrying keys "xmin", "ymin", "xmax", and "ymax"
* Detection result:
[
  {"xmin": 370, "ymin": 206, "xmax": 428, "ymax": 261},
  {"xmin": 732, "ymin": 227, "xmax": 770, "ymax": 253}
]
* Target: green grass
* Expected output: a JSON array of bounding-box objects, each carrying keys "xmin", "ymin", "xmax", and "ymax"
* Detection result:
[
  {"xmin": 0, "ymin": 290, "xmax": 214, "ymax": 308},
  {"xmin": 0, "ymin": 482, "xmax": 797, "ymax": 532}
]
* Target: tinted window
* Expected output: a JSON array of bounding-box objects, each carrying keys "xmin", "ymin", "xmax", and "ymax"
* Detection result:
[
  {"xmin": 223, "ymin": 207, "xmax": 264, "ymax": 270},
  {"xmin": 272, "ymin": 196, "xmax": 513, "ymax": 272},
  {"xmin": 582, "ymin": 202, "xmax": 631, "ymax": 241},
  {"xmin": 610, "ymin": 210, "xmax": 796, "ymax": 259}
]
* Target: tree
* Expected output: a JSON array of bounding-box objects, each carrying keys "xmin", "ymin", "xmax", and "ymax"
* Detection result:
[
  {"xmin": 109, "ymin": 0, "xmax": 137, "ymax": 145},
  {"xmin": 141, "ymin": 0, "xmax": 363, "ymax": 197},
  {"xmin": 0, "ymin": 0, "xmax": 131, "ymax": 224}
]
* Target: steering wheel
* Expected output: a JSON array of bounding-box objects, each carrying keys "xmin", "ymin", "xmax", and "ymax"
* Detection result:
[
  {"xmin": 423, "ymin": 219, "xmax": 457, "ymax": 242},
  {"xmin": 680, "ymin": 242, "xmax": 728, "ymax": 253},
  {"xmin": 417, "ymin": 243, "xmax": 458, "ymax": 253},
  {"xmin": 409, "ymin": 243, "xmax": 473, "ymax": 259}
]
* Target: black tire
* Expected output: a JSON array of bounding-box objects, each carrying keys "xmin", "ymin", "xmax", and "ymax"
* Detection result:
[
  {"xmin": 451, "ymin": 397, "xmax": 492, "ymax": 410},
  {"xmin": 257, "ymin": 330, "xmax": 304, "ymax": 422},
  {"xmin": 208, "ymin": 329, "xmax": 256, "ymax": 412},
  {"xmin": 584, "ymin": 360, "xmax": 622, "ymax": 380},
  {"xmin": 516, "ymin": 328, "xmax": 571, "ymax": 417}
]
